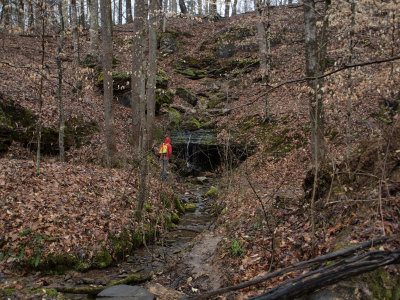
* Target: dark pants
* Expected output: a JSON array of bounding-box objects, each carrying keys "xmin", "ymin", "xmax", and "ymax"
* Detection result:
[{"xmin": 161, "ymin": 157, "xmax": 169, "ymax": 175}]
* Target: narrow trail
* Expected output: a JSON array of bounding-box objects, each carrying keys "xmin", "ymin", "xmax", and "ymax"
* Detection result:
[{"xmin": 0, "ymin": 179, "xmax": 224, "ymax": 299}]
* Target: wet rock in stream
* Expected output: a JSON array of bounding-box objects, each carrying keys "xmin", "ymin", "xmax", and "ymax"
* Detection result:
[{"xmin": 96, "ymin": 285, "xmax": 154, "ymax": 299}]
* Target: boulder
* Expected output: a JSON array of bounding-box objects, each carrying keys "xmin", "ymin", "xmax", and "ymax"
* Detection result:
[
  {"xmin": 175, "ymin": 87, "xmax": 199, "ymax": 106},
  {"xmin": 97, "ymin": 285, "xmax": 154, "ymax": 300}
]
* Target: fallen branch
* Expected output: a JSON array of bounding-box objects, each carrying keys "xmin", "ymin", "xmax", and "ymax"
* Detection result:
[
  {"xmin": 183, "ymin": 235, "xmax": 397, "ymax": 299},
  {"xmin": 249, "ymin": 250, "xmax": 400, "ymax": 300},
  {"xmin": 53, "ymin": 271, "xmax": 153, "ymax": 296}
]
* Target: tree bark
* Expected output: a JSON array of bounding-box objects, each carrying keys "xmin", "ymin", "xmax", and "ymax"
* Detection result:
[
  {"xmin": 231, "ymin": 0, "xmax": 237, "ymax": 16},
  {"xmin": 209, "ymin": 0, "xmax": 217, "ymax": 15},
  {"xmin": 171, "ymin": 0, "xmax": 177, "ymax": 13},
  {"xmin": 118, "ymin": 0, "xmax": 123, "ymax": 24},
  {"xmin": 224, "ymin": 0, "xmax": 230, "ymax": 17},
  {"xmin": 71, "ymin": 0, "xmax": 80, "ymax": 67},
  {"xmin": 346, "ymin": 0, "xmax": 355, "ymax": 158},
  {"xmin": 101, "ymin": 0, "xmax": 117, "ymax": 167},
  {"xmin": 126, "ymin": 0, "xmax": 133, "ymax": 23},
  {"xmin": 131, "ymin": 0, "xmax": 147, "ymax": 151},
  {"xmin": 178, "ymin": 0, "xmax": 187, "ymax": 13},
  {"xmin": 80, "ymin": 0, "xmax": 86, "ymax": 29},
  {"xmin": 17, "ymin": 0, "xmax": 25, "ymax": 33},
  {"xmin": 36, "ymin": 0, "xmax": 46, "ymax": 173},
  {"xmin": 89, "ymin": 0, "xmax": 99, "ymax": 59},
  {"xmin": 198, "ymin": 0, "xmax": 202, "ymax": 15},
  {"xmin": 146, "ymin": 0, "xmax": 159, "ymax": 148},
  {"xmin": 57, "ymin": 0, "xmax": 65, "ymax": 162}
]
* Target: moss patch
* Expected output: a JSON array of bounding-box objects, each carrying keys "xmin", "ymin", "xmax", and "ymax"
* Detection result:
[
  {"xmin": 205, "ymin": 186, "xmax": 219, "ymax": 199},
  {"xmin": 184, "ymin": 203, "xmax": 196, "ymax": 212},
  {"xmin": 174, "ymin": 197, "xmax": 185, "ymax": 215}
]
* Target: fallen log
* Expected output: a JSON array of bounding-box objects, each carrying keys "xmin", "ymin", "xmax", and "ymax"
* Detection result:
[
  {"xmin": 183, "ymin": 235, "xmax": 398, "ymax": 299},
  {"xmin": 249, "ymin": 250, "xmax": 400, "ymax": 300}
]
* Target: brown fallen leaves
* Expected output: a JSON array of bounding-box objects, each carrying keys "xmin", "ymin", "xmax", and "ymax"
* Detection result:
[{"xmin": 0, "ymin": 158, "xmax": 170, "ymax": 269}]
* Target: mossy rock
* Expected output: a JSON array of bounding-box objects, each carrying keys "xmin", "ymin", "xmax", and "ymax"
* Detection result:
[
  {"xmin": 171, "ymin": 213, "xmax": 180, "ymax": 224},
  {"xmin": 174, "ymin": 55, "xmax": 220, "ymax": 79},
  {"xmin": 97, "ymin": 71, "xmax": 131, "ymax": 93},
  {"xmin": 182, "ymin": 117, "xmax": 201, "ymax": 131},
  {"xmin": 164, "ymin": 214, "xmax": 176, "ymax": 229},
  {"xmin": 94, "ymin": 248, "xmax": 112, "ymax": 269},
  {"xmin": 174, "ymin": 68, "xmax": 207, "ymax": 80},
  {"xmin": 156, "ymin": 89, "xmax": 174, "ymax": 114},
  {"xmin": 158, "ymin": 30, "xmax": 180, "ymax": 55},
  {"xmin": 205, "ymin": 186, "xmax": 219, "ymax": 199},
  {"xmin": 174, "ymin": 197, "xmax": 185, "ymax": 215},
  {"xmin": 356, "ymin": 267, "xmax": 400, "ymax": 300},
  {"xmin": 156, "ymin": 69, "xmax": 169, "ymax": 89},
  {"xmin": 184, "ymin": 203, "xmax": 196, "ymax": 212},
  {"xmin": 168, "ymin": 107, "xmax": 182, "ymax": 128},
  {"xmin": 175, "ymin": 87, "xmax": 199, "ymax": 106}
]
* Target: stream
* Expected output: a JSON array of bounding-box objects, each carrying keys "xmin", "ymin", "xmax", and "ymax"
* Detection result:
[{"xmin": 0, "ymin": 180, "xmax": 217, "ymax": 299}]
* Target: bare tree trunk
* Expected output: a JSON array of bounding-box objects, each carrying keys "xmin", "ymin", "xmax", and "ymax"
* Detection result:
[
  {"xmin": 147, "ymin": 0, "xmax": 158, "ymax": 148},
  {"xmin": 126, "ymin": 0, "xmax": 133, "ymax": 23},
  {"xmin": 131, "ymin": 0, "xmax": 147, "ymax": 151},
  {"xmin": 231, "ymin": 0, "xmax": 237, "ymax": 16},
  {"xmin": 263, "ymin": 0, "xmax": 271, "ymax": 122},
  {"xmin": 198, "ymin": 0, "xmax": 202, "ymax": 15},
  {"xmin": 89, "ymin": 0, "xmax": 99, "ymax": 59},
  {"xmin": 244, "ymin": 0, "xmax": 248, "ymax": 13},
  {"xmin": 303, "ymin": 0, "xmax": 321, "ymax": 253},
  {"xmin": 57, "ymin": 0, "xmax": 65, "ymax": 162},
  {"xmin": 178, "ymin": 0, "xmax": 187, "ymax": 13},
  {"xmin": 36, "ymin": 0, "xmax": 46, "ymax": 173},
  {"xmin": 204, "ymin": 0, "xmax": 209, "ymax": 14},
  {"xmin": 80, "ymin": 0, "xmax": 86, "ymax": 29},
  {"xmin": 224, "ymin": 0, "xmax": 230, "ymax": 16},
  {"xmin": 2, "ymin": 0, "xmax": 10, "ymax": 28},
  {"xmin": 71, "ymin": 0, "xmax": 80, "ymax": 67},
  {"xmin": 101, "ymin": 0, "xmax": 117, "ymax": 167},
  {"xmin": 27, "ymin": 0, "xmax": 34, "ymax": 31},
  {"xmin": 17, "ymin": 0, "xmax": 25, "ymax": 33},
  {"xmin": 111, "ymin": 0, "xmax": 117, "ymax": 25},
  {"xmin": 209, "ymin": 0, "xmax": 216, "ymax": 15},
  {"xmin": 171, "ymin": 0, "xmax": 177, "ymax": 13},
  {"xmin": 118, "ymin": 0, "xmax": 122, "ymax": 24},
  {"xmin": 346, "ymin": 0, "xmax": 355, "ymax": 158}
]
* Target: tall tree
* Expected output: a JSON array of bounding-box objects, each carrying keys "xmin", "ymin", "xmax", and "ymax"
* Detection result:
[
  {"xmin": 209, "ymin": 0, "xmax": 217, "ymax": 15},
  {"xmin": 231, "ymin": 0, "xmax": 238, "ymax": 16},
  {"xmin": 118, "ymin": 0, "xmax": 122, "ymax": 24},
  {"xmin": 224, "ymin": 0, "xmax": 230, "ymax": 17},
  {"xmin": 57, "ymin": 0, "xmax": 66, "ymax": 162},
  {"xmin": 17, "ymin": 0, "xmax": 25, "ymax": 33},
  {"xmin": 101, "ymin": 0, "xmax": 117, "ymax": 167},
  {"xmin": 126, "ymin": 0, "xmax": 133, "ymax": 23},
  {"xmin": 198, "ymin": 0, "xmax": 202, "ymax": 15},
  {"xmin": 36, "ymin": 0, "xmax": 46, "ymax": 172},
  {"xmin": 27, "ymin": 0, "xmax": 34, "ymax": 31},
  {"xmin": 88, "ymin": 0, "xmax": 99, "ymax": 59},
  {"xmin": 81, "ymin": 0, "xmax": 86, "ymax": 29},
  {"xmin": 346, "ymin": 0, "xmax": 355, "ymax": 158},
  {"xmin": 131, "ymin": 0, "xmax": 147, "ymax": 150},
  {"xmin": 71, "ymin": 0, "xmax": 80, "ymax": 67},
  {"xmin": 178, "ymin": 0, "xmax": 187, "ymax": 13},
  {"xmin": 171, "ymin": 0, "xmax": 177, "ymax": 14},
  {"xmin": 146, "ymin": 0, "xmax": 159, "ymax": 147}
]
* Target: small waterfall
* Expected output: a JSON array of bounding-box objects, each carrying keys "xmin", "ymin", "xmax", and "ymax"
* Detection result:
[{"xmin": 186, "ymin": 133, "xmax": 192, "ymax": 167}]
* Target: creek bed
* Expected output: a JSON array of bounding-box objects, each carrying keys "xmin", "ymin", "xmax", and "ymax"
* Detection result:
[{"xmin": 0, "ymin": 181, "xmax": 216, "ymax": 299}]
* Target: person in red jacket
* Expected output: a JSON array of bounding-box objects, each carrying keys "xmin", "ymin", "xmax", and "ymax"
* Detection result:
[{"xmin": 159, "ymin": 137, "xmax": 172, "ymax": 179}]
